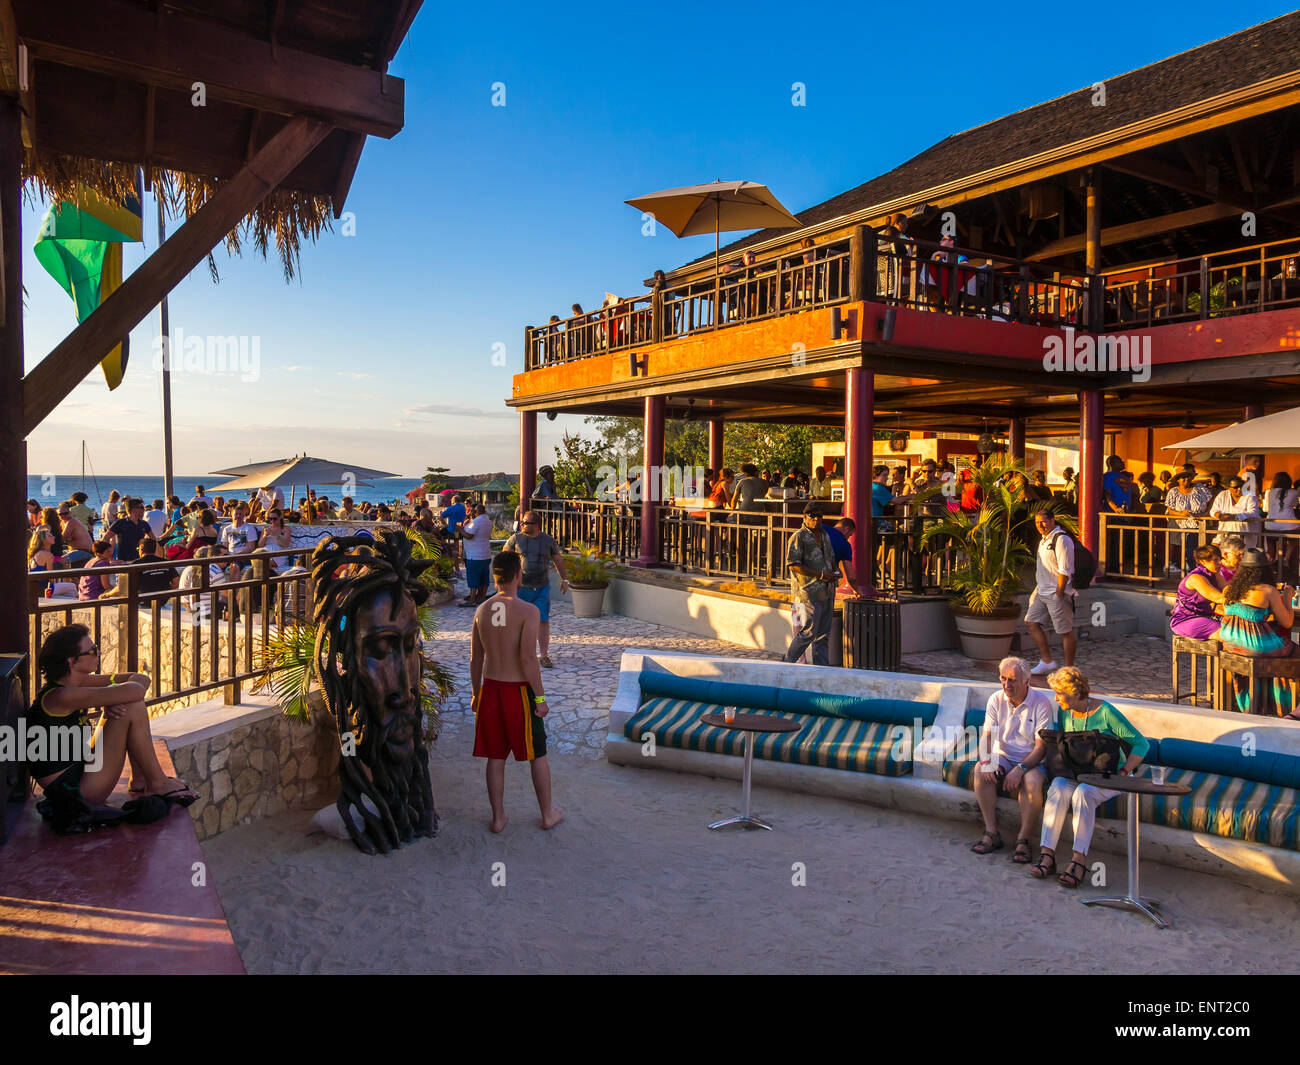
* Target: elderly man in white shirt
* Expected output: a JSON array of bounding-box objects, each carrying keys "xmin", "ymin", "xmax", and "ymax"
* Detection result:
[
  {"xmin": 1211, "ymin": 475, "xmax": 1260, "ymax": 548},
  {"xmin": 971, "ymin": 656, "xmax": 1055, "ymax": 864}
]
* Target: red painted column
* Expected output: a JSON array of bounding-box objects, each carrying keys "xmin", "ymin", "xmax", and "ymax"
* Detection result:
[
  {"xmin": 635, "ymin": 395, "xmax": 665, "ymax": 565},
  {"xmin": 519, "ymin": 410, "xmax": 537, "ymax": 509},
  {"xmin": 1079, "ymin": 390, "xmax": 1104, "ymax": 556},
  {"xmin": 845, "ymin": 367, "xmax": 875, "ymax": 591},
  {"xmin": 1008, "ymin": 417, "xmax": 1026, "ymax": 462},
  {"xmin": 708, "ymin": 417, "xmax": 724, "ymax": 473}
]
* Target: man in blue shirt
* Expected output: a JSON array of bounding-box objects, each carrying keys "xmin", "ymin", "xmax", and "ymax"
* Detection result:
[
  {"xmin": 1101, "ymin": 456, "xmax": 1133, "ymax": 573},
  {"xmin": 440, "ymin": 494, "xmax": 467, "ymax": 534},
  {"xmin": 821, "ymin": 516, "xmax": 860, "ymax": 594},
  {"xmin": 871, "ymin": 465, "xmax": 895, "ymax": 517}
]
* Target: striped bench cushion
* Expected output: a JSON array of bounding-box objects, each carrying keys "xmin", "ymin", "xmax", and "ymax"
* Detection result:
[
  {"xmin": 626, "ymin": 697, "xmax": 914, "ymax": 776},
  {"xmin": 943, "ymin": 755, "xmax": 1300, "ymax": 851}
]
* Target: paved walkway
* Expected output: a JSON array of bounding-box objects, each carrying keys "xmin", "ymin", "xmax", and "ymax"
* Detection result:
[
  {"xmin": 426, "ymin": 593, "xmax": 1193, "ymax": 754},
  {"xmin": 424, "ymin": 595, "xmax": 777, "ymax": 759}
]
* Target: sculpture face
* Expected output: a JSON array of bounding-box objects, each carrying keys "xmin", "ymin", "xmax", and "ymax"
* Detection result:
[{"xmin": 353, "ymin": 590, "xmax": 422, "ymax": 765}]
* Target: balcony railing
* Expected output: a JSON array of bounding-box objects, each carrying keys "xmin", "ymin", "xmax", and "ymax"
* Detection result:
[
  {"xmin": 523, "ymin": 231, "xmax": 1300, "ymax": 371},
  {"xmin": 1098, "ymin": 513, "xmax": 1300, "ymax": 587},
  {"xmin": 1102, "ymin": 236, "xmax": 1300, "ymax": 329}
]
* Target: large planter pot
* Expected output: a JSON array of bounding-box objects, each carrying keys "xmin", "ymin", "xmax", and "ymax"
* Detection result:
[
  {"xmin": 570, "ymin": 582, "xmax": 609, "ymax": 618},
  {"xmin": 950, "ymin": 602, "xmax": 1021, "ymax": 662}
]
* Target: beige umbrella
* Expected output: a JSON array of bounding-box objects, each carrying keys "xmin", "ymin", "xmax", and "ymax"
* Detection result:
[
  {"xmin": 208, "ymin": 454, "xmax": 398, "ymax": 516},
  {"xmin": 1161, "ymin": 407, "xmax": 1300, "ymax": 453},
  {"xmin": 625, "ymin": 180, "xmax": 803, "ymax": 279}
]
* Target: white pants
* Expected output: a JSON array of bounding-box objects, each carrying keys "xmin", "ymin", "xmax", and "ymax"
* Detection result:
[{"xmin": 1040, "ymin": 777, "xmax": 1120, "ymax": 856}]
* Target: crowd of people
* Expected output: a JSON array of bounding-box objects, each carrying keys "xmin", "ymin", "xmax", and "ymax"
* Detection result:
[{"xmin": 24, "ymin": 483, "xmax": 503, "ymax": 612}]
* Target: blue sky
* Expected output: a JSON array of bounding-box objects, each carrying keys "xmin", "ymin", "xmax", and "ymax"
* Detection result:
[{"xmin": 21, "ymin": 0, "xmax": 1295, "ymax": 478}]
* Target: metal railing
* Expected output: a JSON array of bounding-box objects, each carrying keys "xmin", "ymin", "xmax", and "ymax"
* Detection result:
[
  {"xmin": 1101, "ymin": 236, "xmax": 1300, "ymax": 330},
  {"xmin": 1098, "ymin": 513, "xmax": 1300, "ymax": 586},
  {"xmin": 26, "ymin": 547, "xmax": 315, "ymax": 710}
]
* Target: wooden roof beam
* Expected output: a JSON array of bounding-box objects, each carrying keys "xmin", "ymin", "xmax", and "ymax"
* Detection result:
[
  {"xmin": 23, "ymin": 115, "xmax": 330, "ymax": 435},
  {"xmin": 14, "ymin": 0, "xmax": 404, "ymax": 138},
  {"xmin": 1026, "ymin": 202, "xmax": 1241, "ymax": 260}
]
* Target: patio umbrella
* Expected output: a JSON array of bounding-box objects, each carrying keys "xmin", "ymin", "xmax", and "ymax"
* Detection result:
[
  {"xmin": 206, "ymin": 454, "xmax": 398, "ymax": 510},
  {"xmin": 624, "ymin": 180, "xmax": 802, "ymax": 281},
  {"xmin": 1161, "ymin": 407, "xmax": 1300, "ymax": 453}
]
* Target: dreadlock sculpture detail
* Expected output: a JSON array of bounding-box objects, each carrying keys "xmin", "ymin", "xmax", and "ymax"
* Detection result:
[{"xmin": 311, "ymin": 530, "xmax": 438, "ymax": 854}]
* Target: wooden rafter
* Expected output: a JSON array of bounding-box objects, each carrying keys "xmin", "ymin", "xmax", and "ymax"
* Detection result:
[
  {"xmin": 1026, "ymin": 202, "xmax": 1240, "ymax": 260},
  {"xmin": 14, "ymin": 0, "xmax": 405, "ymax": 138}
]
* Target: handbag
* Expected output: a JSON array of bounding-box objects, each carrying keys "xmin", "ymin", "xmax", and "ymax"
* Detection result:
[{"xmin": 1036, "ymin": 728, "xmax": 1131, "ymax": 780}]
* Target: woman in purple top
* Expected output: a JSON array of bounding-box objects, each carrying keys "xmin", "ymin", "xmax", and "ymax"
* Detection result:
[
  {"xmin": 78, "ymin": 541, "xmax": 115, "ymax": 601},
  {"xmin": 1169, "ymin": 543, "xmax": 1227, "ymax": 640}
]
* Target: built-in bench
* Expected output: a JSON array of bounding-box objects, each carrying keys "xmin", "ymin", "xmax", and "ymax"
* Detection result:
[
  {"xmin": 626, "ymin": 672, "xmax": 936, "ymax": 777},
  {"xmin": 606, "ymin": 649, "xmax": 1300, "ymax": 895}
]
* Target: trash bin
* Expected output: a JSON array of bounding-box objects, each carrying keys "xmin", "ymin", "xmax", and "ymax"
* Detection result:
[{"xmin": 841, "ymin": 595, "xmax": 901, "ymax": 671}]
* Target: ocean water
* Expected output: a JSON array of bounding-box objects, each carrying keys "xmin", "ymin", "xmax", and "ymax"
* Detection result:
[{"xmin": 26, "ymin": 475, "xmax": 428, "ymax": 515}]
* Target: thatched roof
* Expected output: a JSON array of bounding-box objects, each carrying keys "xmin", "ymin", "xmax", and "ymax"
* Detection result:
[{"xmin": 680, "ymin": 10, "xmax": 1300, "ymax": 270}]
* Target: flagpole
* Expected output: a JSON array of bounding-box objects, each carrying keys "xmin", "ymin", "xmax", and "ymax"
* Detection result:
[{"xmin": 157, "ymin": 192, "xmax": 175, "ymax": 502}]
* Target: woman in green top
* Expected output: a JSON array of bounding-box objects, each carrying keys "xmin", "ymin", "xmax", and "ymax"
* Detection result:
[{"xmin": 1017, "ymin": 666, "xmax": 1149, "ymax": 888}]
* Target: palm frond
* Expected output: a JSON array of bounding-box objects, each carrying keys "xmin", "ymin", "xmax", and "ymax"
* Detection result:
[{"xmin": 251, "ymin": 622, "xmax": 318, "ymax": 723}]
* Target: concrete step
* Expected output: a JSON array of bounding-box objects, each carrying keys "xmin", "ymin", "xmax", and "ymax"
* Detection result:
[{"xmin": 1014, "ymin": 607, "xmax": 1139, "ymax": 642}]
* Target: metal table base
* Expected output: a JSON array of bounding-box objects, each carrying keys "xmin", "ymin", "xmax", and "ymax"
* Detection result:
[
  {"xmin": 709, "ymin": 731, "xmax": 771, "ymax": 830},
  {"xmin": 1080, "ymin": 790, "xmax": 1168, "ymax": 929}
]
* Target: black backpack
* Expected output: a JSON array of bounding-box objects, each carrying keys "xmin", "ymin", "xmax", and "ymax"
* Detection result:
[{"xmin": 1049, "ymin": 527, "xmax": 1096, "ymax": 591}]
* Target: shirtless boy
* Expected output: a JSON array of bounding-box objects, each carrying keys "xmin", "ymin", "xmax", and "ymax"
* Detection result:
[{"xmin": 470, "ymin": 550, "xmax": 563, "ymax": 833}]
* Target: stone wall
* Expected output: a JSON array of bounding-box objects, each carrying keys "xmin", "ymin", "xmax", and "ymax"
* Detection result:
[{"xmin": 165, "ymin": 698, "xmax": 339, "ymax": 842}]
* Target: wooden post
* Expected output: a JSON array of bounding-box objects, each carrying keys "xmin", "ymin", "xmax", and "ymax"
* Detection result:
[
  {"xmin": 121, "ymin": 568, "xmax": 139, "ymax": 672},
  {"xmin": 1086, "ymin": 169, "xmax": 1101, "ymax": 275},
  {"xmin": 1080, "ymin": 390, "xmax": 1104, "ymax": 557},
  {"xmin": 1009, "ymin": 417, "xmax": 1026, "ymax": 462},
  {"xmin": 708, "ymin": 417, "xmax": 724, "ymax": 474},
  {"xmin": 0, "ymin": 96, "xmax": 23, "ymax": 657},
  {"xmin": 849, "ymin": 225, "xmax": 868, "ymax": 302},
  {"xmin": 520, "ymin": 410, "xmax": 537, "ymax": 509},
  {"xmin": 633, "ymin": 395, "xmax": 664, "ymax": 566},
  {"xmin": 1199, "ymin": 257, "xmax": 1210, "ymax": 320},
  {"xmin": 845, "ymin": 367, "xmax": 875, "ymax": 591},
  {"xmin": 651, "ymin": 281, "xmax": 663, "ymax": 344}
]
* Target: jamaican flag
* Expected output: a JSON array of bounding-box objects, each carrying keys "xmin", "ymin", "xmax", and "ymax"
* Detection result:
[{"xmin": 34, "ymin": 172, "xmax": 144, "ymax": 389}]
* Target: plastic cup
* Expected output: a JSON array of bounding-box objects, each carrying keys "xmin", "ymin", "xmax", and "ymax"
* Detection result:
[
  {"xmin": 723, "ymin": 708, "xmax": 736, "ymax": 724},
  {"xmin": 1152, "ymin": 765, "xmax": 1167, "ymax": 786}
]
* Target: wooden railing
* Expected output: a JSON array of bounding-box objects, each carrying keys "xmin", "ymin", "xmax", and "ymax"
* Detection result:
[
  {"xmin": 1098, "ymin": 513, "xmax": 1300, "ymax": 586},
  {"xmin": 1101, "ymin": 236, "xmax": 1300, "ymax": 330},
  {"xmin": 532, "ymin": 498, "xmax": 952, "ymax": 593},
  {"xmin": 25, "ymin": 547, "xmax": 315, "ymax": 709}
]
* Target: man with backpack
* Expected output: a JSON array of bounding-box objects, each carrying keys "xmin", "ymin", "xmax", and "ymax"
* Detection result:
[{"xmin": 1025, "ymin": 508, "xmax": 1081, "ymax": 673}]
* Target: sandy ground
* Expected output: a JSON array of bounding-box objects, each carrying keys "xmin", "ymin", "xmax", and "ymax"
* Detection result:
[{"xmin": 201, "ymin": 724, "xmax": 1300, "ymax": 974}]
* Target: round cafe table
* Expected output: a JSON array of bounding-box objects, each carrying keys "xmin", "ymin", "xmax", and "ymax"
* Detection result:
[
  {"xmin": 699, "ymin": 712, "xmax": 802, "ymax": 831},
  {"xmin": 1076, "ymin": 772, "xmax": 1191, "ymax": 930}
]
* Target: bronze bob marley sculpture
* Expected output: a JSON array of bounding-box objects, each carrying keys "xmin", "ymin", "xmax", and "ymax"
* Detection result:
[{"xmin": 311, "ymin": 530, "xmax": 438, "ymax": 854}]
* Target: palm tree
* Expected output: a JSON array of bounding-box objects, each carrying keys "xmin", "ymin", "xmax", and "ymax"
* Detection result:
[{"xmin": 914, "ymin": 456, "xmax": 1073, "ymax": 614}]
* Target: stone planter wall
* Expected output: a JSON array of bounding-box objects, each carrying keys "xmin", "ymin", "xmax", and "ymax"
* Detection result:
[{"xmin": 165, "ymin": 697, "xmax": 340, "ymax": 841}]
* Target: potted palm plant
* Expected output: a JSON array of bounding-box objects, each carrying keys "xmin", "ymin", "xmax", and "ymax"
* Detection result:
[
  {"xmin": 915, "ymin": 457, "xmax": 1042, "ymax": 661},
  {"xmin": 564, "ymin": 542, "xmax": 618, "ymax": 618}
]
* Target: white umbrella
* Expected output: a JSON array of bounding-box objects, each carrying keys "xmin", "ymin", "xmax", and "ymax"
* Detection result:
[{"xmin": 1161, "ymin": 407, "xmax": 1300, "ymax": 454}]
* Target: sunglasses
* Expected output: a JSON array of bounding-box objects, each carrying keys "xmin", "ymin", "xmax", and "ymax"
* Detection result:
[{"xmin": 75, "ymin": 644, "xmax": 100, "ymax": 658}]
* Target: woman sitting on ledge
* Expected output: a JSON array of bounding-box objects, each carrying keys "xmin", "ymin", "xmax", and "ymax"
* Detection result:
[
  {"xmin": 28, "ymin": 624, "xmax": 198, "ymax": 815},
  {"xmin": 1027, "ymin": 667, "xmax": 1148, "ymax": 889},
  {"xmin": 1216, "ymin": 547, "xmax": 1298, "ymax": 716},
  {"xmin": 1169, "ymin": 544, "xmax": 1227, "ymax": 641}
]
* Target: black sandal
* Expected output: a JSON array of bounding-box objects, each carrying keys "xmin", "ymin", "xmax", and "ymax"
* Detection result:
[
  {"xmin": 971, "ymin": 830, "xmax": 1003, "ymax": 855},
  {"xmin": 1029, "ymin": 849, "xmax": 1056, "ymax": 879},
  {"xmin": 1058, "ymin": 860, "xmax": 1087, "ymax": 888},
  {"xmin": 1011, "ymin": 838, "xmax": 1032, "ymax": 864}
]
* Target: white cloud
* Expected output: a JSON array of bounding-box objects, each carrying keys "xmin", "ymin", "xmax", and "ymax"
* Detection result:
[
  {"xmin": 278, "ymin": 365, "xmax": 311, "ymax": 372},
  {"xmin": 405, "ymin": 403, "xmax": 514, "ymax": 420},
  {"xmin": 337, "ymin": 372, "xmax": 375, "ymax": 380}
]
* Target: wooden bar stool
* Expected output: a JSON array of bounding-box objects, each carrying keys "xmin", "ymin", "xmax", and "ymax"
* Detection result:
[
  {"xmin": 1171, "ymin": 634, "xmax": 1221, "ymax": 708},
  {"xmin": 1216, "ymin": 650, "xmax": 1300, "ymax": 714}
]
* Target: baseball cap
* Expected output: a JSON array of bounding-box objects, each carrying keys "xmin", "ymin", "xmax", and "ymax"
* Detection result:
[{"xmin": 802, "ymin": 501, "xmax": 824, "ymax": 516}]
